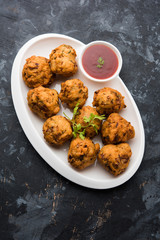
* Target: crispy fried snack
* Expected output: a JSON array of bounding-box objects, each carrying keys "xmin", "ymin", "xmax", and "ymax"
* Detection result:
[
  {"xmin": 43, "ymin": 115, "xmax": 72, "ymax": 146},
  {"xmin": 49, "ymin": 44, "xmax": 77, "ymax": 76},
  {"xmin": 22, "ymin": 56, "xmax": 54, "ymax": 88},
  {"xmin": 59, "ymin": 79, "xmax": 88, "ymax": 109},
  {"xmin": 68, "ymin": 137, "xmax": 100, "ymax": 170},
  {"xmin": 98, "ymin": 143, "xmax": 132, "ymax": 176},
  {"xmin": 92, "ymin": 87, "xmax": 126, "ymax": 115},
  {"xmin": 101, "ymin": 113, "xmax": 135, "ymax": 144},
  {"xmin": 74, "ymin": 106, "xmax": 102, "ymax": 138},
  {"xmin": 27, "ymin": 86, "xmax": 60, "ymax": 119}
]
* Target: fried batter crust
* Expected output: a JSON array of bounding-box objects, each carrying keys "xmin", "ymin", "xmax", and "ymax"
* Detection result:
[
  {"xmin": 101, "ymin": 113, "xmax": 135, "ymax": 144},
  {"xmin": 22, "ymin": 56, "xmax": 54, "ymax": 88},
  {"xmin": 50, "ymin": 44, "xmax": 77, "ymax": 76},
  {"xmin": 98, "ymin": 143, "xmax": 132, "ymax": 176},
  {"xmin": 43, "ymin": 115, "xmax": 72, "ymax": 146},
  {"xmin": 92, "ymin": 87, "xmax": 126, "ymax": 115},
  {"xmin": 59, "ymin": 79, "xmax": 88, "ymax": 109},
  {"xmin": 68, "ymin": 137, "xmax": 100, "ymax": 170},
  {"xmin": 27, "ymin": 86, "xmax": 60, "ymax": 119},
  {"xmin": 74, "ymin": 106, "xmax": 102, "ymax": 138}
]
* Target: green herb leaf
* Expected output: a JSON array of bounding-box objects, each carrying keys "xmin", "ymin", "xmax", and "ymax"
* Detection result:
[
  {"xmin": 63, "ymin": 105, "xmax": 105, "ymax": 140},
  {"xmin": 73, "ymin": 125, "xmax": 78, "ymax": 133},
  {"xmin": 83, "ymin": 116, "xmax": 90, "ymax": 123},
  {"xmin": 92, "ymin": 124, "xmax": 98, "ymax": 134},
  {"xmin": 63, "ymin": 112, "xmax": 71, "ymax": 121},
  {"xmin": 79, "ymin": 132, "xmax": 85, "ymax": 140},
  {"xmin": 82, "ymin": 129, "xmax": 86, "ymax": 134},
  {"xmin": 73, "ymin": 102, "xmax": 80, "ymax": 118},
  {"xmin": 92, "ymin": 123, "xmax": 99, "ymax": 129},
  {"xmin": 72, "ymin": 132, "xmax": 77, "ymax": 138},
  {"xmin": 83, "ymin": 113, "xmax": 106, "ymax": 134},
  {"xmin": 90, "ymin": 113, "xmax": 95, "ymax": 120},
  {"xmin": 98, "ymin": 57, "xmax": 103, "ymax": 63},
  {"xmin": 97, "ymin": 64, "xmax": 102, "ymax": 68},
  {"xmin": 97, "ymin": 57, "xmax": 104, "ymax": 68},
  {"xmin": 76, "ymin": 123, "xmax": 82, "ymax": 131},
  {"xmin": 94, "ymin": 114, "xmax": 106, "ymax": 120},
  {"xmin": 84, "ymin": 113, "xmax": 105, "ymax": 124}
]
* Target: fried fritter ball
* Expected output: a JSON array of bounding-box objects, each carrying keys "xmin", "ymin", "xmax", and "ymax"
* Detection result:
[
  {"xmin": 43, "ymin": 116, "xmax": 72, "ymax": 146},
  {"xmin": 59, "ymin": 79, "xmax": 88, "ymax": 109},
  {"xmin": 68, "ymin": 137, "xmax": 100, "ymax": 170},
  {"xmin": 74, "ymin": 106, "xmax": 102, "ymax": 138},
  {"xmin": 98, "ymin": 143, "xmax": 132, "ymax": 176},
  {"xmin": 92, "ymin": 87, "xmax": 126, "ymax": 115},
  {"xmin": 27, "ymin": 86, "xmax": 60, "ymax": 119},
  {"xmin": 22, "ymin": 56, "xmax": 54, "ymax": 88},
  {"xmin": 101, "ymin": 113, "xmax": 135, "ymax": 144},
  {"xmin": 49, "ymin": 44, "xmax": 77, "ymax": 77}
]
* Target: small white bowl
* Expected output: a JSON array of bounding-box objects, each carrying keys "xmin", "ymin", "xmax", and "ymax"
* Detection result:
[{"xmin": 79, "ymin": 41, "xmax": 123, "ymax": 83}]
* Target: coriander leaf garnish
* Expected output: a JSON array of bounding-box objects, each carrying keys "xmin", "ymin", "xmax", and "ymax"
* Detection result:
[
  {"xmin": 63, "ymin": 105, "xmax": 106, "ymax": 140},
  {"xmin": 92, "ymin": 124, "xmax": 98, "ymax": 134},
  {"xmin": 94, "ymin": 114, "xmax": 106, "ymax": 120},
  {"xmin": 73, "ymin": 102, "xmax": 80, "ymax": 119},
  {"xmin": 83, "ymin": 114, "xmax": 106, "ymax": 123},
  {"xmin": 63, "ymin": 103, "xmax": 85, "ymax": 140},
  {"xmin": 97, "ymin": 57, "xmax": 104, "ymax": 68},
  {"xmin": 98, "ymin": 57, "xmax": 104, "ymax": 64},
  {"xmin": 76, "ymin": 123, "xmax": 82, "ymax": 131},
  {"xmin": 83, "ymin": 113, "xmax": 106, "ymax": 134},
  {"xmin": 63, "ymin": 112, "xmax": 71, "ymax": 121},
  {"xmin": 90, "ymin": 113, "xmax": 95, "ymax": 120},
  {"xmin": 97, "ymin": 64, "xmax": 102, "ymax": 68},
  {"xmin": 72, "ymin": 132, "xmax": 77, "ymax": 138},
  {"xmin": 79, "ymin": 129, "xmax": 86, "ymax": 140},
  {"xmin": 83, "ymin": 116, "xmax": 90, "ymax": 123}
]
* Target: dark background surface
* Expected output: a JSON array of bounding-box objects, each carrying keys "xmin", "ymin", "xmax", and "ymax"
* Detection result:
[{"xmin": 0, "ymin": 0, "xmax": 160, "ymax": 239}]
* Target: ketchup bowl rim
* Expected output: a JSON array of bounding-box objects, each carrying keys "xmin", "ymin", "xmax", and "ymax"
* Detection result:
[{"xmin": 79, "ymin": 40, "xmax": 123, "ymax": 83}]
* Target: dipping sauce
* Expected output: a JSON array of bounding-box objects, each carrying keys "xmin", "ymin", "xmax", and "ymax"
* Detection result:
[{"xmin": 82, "ymin": 45, "xmax": 119, "ymax": 79}]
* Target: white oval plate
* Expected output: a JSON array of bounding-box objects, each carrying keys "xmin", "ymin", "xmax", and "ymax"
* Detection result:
[{"xmin": 11, "ymin": 34, "xmax": 145, "ymax": 189}]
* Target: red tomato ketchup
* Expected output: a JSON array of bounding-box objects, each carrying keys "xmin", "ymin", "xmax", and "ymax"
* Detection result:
[{"xmin": 82, "ymin": 45, "xmax": 119, "ymax": 79}]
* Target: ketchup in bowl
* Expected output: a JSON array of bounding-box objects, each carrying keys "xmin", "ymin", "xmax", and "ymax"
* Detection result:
[{"xmin": 82, "ymin": 44, "xmax": 118, "ymax": 80}]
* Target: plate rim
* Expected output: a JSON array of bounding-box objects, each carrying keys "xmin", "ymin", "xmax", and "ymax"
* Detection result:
[{"xmin": 11, "ymin": 33, "xmax": 145, "ymax": 189}]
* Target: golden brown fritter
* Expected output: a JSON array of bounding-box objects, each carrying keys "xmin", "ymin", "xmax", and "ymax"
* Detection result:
[
  {"xmin": 101, "ymin": 113, "xmax": 135, "ymax": 144},
  {"xmin": 43, "ymin": 115, "xmax": 72, "ymax": 146},
  {"xmin": 68, "ymin": 137, "xmax": 100, "ymax": 170},
  {"xmin": 92, "ymin": 87, "xmax": 126, "ymax": 115},
  {"xmin": 49, "ymin": 44, "xmax": 77, "ymax": 77},
  {"xmin": 98, "ymin": 143, "xmax": 132, "ymax": 176},
  {"xmin": 59, "ymin": 79, "xmax": 88, "ymax": 109},
  {"xmin": 22, "ymin": 56, "xmax": 54, "ymax": 88},
  {"xmin": 74, "ymin": 106, "xmax": 102, "ymax": 138},
  {"xmin": 27, "ymin": 86, "xmax": 60, "ymax": 119}
]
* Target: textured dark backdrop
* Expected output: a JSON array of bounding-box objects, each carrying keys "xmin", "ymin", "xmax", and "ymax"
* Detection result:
[{"xmin": 0, "ymin": 0, "xmax": 160, "ymax": 239}]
